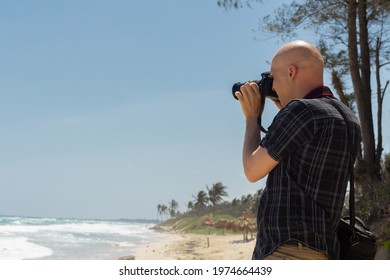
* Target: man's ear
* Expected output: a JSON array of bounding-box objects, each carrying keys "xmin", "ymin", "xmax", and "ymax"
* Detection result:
[{"xmin": 288, "ymin": 65, "xmax": 297, "ymax": 79}]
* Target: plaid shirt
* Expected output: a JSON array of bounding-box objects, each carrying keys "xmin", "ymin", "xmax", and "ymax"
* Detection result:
[{"xmin": 252, "ymin": 87, "xmax": 361, "ymax": 260}]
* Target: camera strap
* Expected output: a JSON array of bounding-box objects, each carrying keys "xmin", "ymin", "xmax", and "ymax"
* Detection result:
[
  {"xmin": 257, "ymin": 117, "xmax": 268, "ymax": 134},
  {"xmin": 323, "ymin": 98, "xmax": 357, "ymax": 232},
  {"xmin": 258, "ymin": 95, "xmax": 268, "ymax": 134}
]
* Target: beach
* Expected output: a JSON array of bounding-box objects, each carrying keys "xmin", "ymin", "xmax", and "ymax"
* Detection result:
[
  {"xmin": 133, "ymin": 229, "xmax": 390, "ymax": 260},
  {"xmin": 133, "ymin": 231, "xmax": 255, "ymax": 260},
  {"xmin": 0, "ymin": 215, "xmax": 256, "ymax": 260}
]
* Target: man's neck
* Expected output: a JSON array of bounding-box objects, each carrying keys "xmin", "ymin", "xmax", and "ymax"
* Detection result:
[{"xmin": 303, "ymin": 86, "xmax": 334, "ymax": 99}]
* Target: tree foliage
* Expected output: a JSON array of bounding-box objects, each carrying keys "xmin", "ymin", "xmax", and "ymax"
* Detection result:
[
  {"xmin": 157, "ymin": 204, "xmax": 168, "ymax": 221},
  {"xmin": 207, "ymin": 182, "xmax": 229, "ymax": 216},
  {"xmin": 192, "ymin": 190, "xmax": 209, "ymax": 212},
  {"xmin": 217, "ymin": 0, "xmax": 263, "ymax": 9},
  {"xmin": 168, "ymin": 199, "xmax": 179, "ymax": 218},
  {"xmin": 207, "ymin": 182, "xmax": 228, "ymax": 207},
  {"xmin": 157, "ymin": 182, "xmax": 262, "ymax": 220}
]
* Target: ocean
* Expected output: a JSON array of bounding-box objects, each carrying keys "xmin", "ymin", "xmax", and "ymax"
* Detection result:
[{"xmin": 0, "ymin": 215, "xmax": 162, "ymax": 260}]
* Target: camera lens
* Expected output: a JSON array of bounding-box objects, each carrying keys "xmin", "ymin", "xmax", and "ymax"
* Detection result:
[{"xmin": 232, "ymin": 82, "xmax": 244, "ymax": 100}]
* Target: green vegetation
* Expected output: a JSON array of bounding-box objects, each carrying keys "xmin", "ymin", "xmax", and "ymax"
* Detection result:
[
  {"xmin": 156, "ymin": 182, "xmax": 261, "ymax": 235},
  {"xmin": 160, "ymin": 212, "xmax": 237, "ymax": 235}
]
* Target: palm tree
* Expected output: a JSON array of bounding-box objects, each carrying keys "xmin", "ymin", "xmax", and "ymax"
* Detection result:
[
  {"xmin": 232, "ymin": 198, "xmax": 241, "ymax": 207},
  {"xmin": 241, "ymin": 194, "xmax": 253, "ymax": 208},
  {"xmin": 192, "ymin": 190, "xmax": 209, "ymax": 212},
  {"xmin": 157, "ymin": 204, "xmax": 162, "ymax": 223},
  {"xmin": 160, "ymin": 204, "xmax": 168, "ymax": 221},
  {"xmin": 207, "ymin": 182, "xmax": 228, "ymax": 216},
  {"xmin": 168, "ymin": 199, "xmax": 179, "ymax": 218},
  {"xmin": 187, "ymin": 201, "xmax": 194, "ymax": 211}
]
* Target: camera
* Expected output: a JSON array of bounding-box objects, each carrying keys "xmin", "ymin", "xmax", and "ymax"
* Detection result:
[{"xmin": 232, "ymin": 71, "xmax": 278, "ymax": 101}]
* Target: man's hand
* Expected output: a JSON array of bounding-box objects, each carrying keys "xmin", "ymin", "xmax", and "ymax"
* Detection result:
[{"xmin": 234, "ymin": 82, "xmax": 263, "ymax": 121}]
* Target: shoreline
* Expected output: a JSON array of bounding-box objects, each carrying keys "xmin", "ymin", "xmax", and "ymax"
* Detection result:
[{"xmin": 131, "ymin": 228, "xmax": 255, "ymax": 260}]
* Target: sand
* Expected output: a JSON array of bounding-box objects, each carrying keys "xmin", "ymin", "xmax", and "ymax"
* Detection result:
[
  {"xmin": 131, "ymin": 230, "xmax": 390, "ymax": 260},
  {"xmin": 132, "ymin": 231, "xmax": 256, "ymax": 260}
]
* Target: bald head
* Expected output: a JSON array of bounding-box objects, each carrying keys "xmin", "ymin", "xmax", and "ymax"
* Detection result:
[
  {"xmin": 270, "ymin": 40, "xmax": 325, "ymax": 104},
  {"xmin": 273, "ymin": 40, "xmax": 324, "ymax": 71}
]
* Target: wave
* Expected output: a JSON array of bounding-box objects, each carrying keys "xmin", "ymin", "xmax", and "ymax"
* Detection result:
[
  {"xmin": 0, "ymin": 215, "xmax": 160, "ymax": 259},
  {"xmin": 0, "ymin": 236, "xmax": 53, "ymax": 260}
]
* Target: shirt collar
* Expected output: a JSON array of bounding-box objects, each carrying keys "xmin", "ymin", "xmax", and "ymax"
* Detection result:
[{"xmin": 303, "ymin": 86, "xmax": 334, "ymax": 99}]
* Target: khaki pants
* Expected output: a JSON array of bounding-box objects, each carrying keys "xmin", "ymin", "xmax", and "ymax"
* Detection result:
[{"xmin": 262, "ymin": 242, "xmax": 328, "ymax": 260}]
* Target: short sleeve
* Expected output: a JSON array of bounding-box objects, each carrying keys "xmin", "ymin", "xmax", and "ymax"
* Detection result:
[{"xmin": 261, "ymin": 100, "xmax": 315, "ymax": 161}]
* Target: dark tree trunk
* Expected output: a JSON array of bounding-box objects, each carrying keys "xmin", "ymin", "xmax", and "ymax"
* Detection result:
[{"xmin": 348, "ymin": 0, "xmax": 378, "ymax": 179}]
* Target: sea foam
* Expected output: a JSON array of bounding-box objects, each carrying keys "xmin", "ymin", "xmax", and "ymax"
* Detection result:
[
  {"xmin": 0, "ymin": 236, "xmax": 53, "ymax": 260},
  {"xmin": 0, "ymin": 216, "xmax": 159, "ymax": 259}
]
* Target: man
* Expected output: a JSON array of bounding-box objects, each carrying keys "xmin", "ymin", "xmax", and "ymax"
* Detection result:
[{"xmin": 235, "ymin": 40, "xmax": 361, "ymax": 260}]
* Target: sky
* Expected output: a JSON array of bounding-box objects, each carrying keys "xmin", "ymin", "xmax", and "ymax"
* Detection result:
[{"xmin": 1, "ymin": 0, "xmax": 389, "ymax": 220}]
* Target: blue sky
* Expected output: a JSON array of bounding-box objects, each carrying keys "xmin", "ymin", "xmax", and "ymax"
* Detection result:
[{"xmin": 1, "ymin": 0, "xmax": 389, "ymax": 219}]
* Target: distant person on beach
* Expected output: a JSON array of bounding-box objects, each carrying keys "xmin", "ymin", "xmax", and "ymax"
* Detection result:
[{"xmin": 234, "ymin": 40, "xmax": 361, "ymax": 260}]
